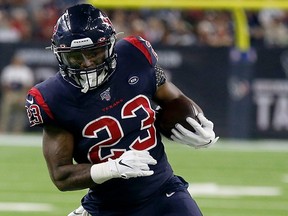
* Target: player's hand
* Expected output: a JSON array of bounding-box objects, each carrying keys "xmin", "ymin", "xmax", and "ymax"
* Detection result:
[
  {"xmin": 108, "ymin": 150, "xmax": 157, "ymax": 179},
  {"xmin": 170, "ymin": 113, "xmax": 219, "ymax": 148}
]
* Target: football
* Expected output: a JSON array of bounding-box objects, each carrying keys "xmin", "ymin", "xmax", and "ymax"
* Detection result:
[{"xmin": 156, "ymin": 96, "xmax": 203, "ymax": 138}]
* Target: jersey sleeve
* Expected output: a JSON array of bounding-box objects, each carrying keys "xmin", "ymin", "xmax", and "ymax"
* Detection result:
[
  {"xmin": 123, "ymin": 36, "xmax": 158, "ymax": 67},
  {"xmin": 25, "ymin": 87, "xmax": 56, "ymax": 127},
  {"xmin": 155, "ymin": 65, "xmax": 167, "ymax": 87},
  {"xmin": 123, "ymin": 36, "xmax": 166, "ymax": 88}
]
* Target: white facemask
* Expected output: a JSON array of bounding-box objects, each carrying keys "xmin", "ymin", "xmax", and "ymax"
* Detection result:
[{"xmin": 79, "ymin": 69, "xmax": 107, "ymax": 93}]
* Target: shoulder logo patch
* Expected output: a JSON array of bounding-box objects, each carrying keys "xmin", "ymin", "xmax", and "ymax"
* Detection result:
[
  {"xmin": 128, "ymin": 76, "xmax": 139, "ymax": 85},
  {"xmin": 100, "ymin": 87, "xmax": 111, "ymax": 101}
]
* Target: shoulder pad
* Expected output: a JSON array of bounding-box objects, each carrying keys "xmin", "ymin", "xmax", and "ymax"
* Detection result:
[{"xmin": 123, "ymin": 36, "xmax": 158, "ymax": 66}]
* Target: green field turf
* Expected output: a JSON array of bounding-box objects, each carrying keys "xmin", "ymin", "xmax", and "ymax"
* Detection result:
[{"xmin": 0, "ymin": 134, "xmax": 287, "ymax": 216}]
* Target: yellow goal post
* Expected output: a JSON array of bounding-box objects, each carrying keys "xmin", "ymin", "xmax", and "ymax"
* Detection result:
[{"xmin": 87, "ymin": 0, "xmax": 288, "ymax": 51}]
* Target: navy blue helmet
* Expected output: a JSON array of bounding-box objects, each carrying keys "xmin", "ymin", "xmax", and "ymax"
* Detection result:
[{"xmin": 51, "ymin": 4, "xmax": 117, "ymax": 92}]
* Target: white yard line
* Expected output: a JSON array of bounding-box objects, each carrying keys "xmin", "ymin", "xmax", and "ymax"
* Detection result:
[
  {"xmin": 211, "ymin": 139, "xmax": 288, "ymax": 152},
  {"xmin": 0, "ymin": 202, "xmax": 53, "ymax": 212},
  {"xmin": 198, "ymin": 200, "xmax": 288, "ymax": 211},
  {"xmin": 0, "ymin": 134, "xmax": 42, "ymax": 147},
  {"xmin": 188, "ymin": 182, "xmax": 281, "ymax": 197}
]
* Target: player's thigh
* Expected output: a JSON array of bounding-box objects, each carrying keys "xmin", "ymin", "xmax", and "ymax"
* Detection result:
[{"xmin": 159, "ymin": 189, "xmax": 203, "ymax": 216}]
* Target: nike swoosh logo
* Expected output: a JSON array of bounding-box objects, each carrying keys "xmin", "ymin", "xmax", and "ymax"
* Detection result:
[
  {"xmin": 119, "ymin": 159, "xmax": 133, "ymax": 169},
  {"xmin": 72, "ymin": 210, "xmax": 82, "ymax": 215},
  {"xmin": 26, "ymin": 98, "xmax": 34, "ymax": 104},
  {"xmin": 166, "ymin": 192, "xmax": 175, "ymax": 197}
]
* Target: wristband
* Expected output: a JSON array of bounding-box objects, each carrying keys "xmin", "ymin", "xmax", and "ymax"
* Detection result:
[{"xmin": 90, "ymin": 160, "xmax": 119, "ymax": 184}]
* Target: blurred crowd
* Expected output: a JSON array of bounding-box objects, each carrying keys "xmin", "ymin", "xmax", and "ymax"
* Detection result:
[
  {"xmin": 1, "ymin": 0, "xmax": 288, "ymax": 134},
  {"xmin": 1, "ymin": 0, "xmax": 288, "ymax": 47},
  {"xmin": 0, "ymin": 0, "xmax": 84, "ymax": 42}
]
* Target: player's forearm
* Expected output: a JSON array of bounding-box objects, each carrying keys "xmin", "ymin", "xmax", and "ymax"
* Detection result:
[{"xmin": 49, "ymin": 163, "xmax": 95, "ymax": 191}]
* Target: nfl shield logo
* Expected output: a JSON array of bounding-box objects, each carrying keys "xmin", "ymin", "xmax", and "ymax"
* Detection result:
[{"xmin": 100, "ymin": 88, "xmax": 111, "ymax": 101}]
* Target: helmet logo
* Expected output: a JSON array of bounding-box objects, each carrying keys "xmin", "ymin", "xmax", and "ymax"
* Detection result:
[{"xmin": 99, "ymin": 12, "xmax": 114, "ymax": 29}]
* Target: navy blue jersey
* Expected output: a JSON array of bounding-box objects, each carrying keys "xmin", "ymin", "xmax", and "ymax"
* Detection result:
[{"xmin": 25, "ymin": 36, "xmax": 174, "ymax": 208}]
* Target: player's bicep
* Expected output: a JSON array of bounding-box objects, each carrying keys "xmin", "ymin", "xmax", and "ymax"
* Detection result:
[{"xmin": 42, "ymin": 125, "xmax": 74, "ymax": 180}]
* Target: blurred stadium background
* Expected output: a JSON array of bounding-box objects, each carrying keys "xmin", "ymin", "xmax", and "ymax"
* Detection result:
[{"xmin": 0, "ymin": 0, "xmax": 288, "ymax": 215}]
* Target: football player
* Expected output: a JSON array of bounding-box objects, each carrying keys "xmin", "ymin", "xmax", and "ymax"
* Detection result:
[{"xmin": 25, "ymin": 4, "xmax": 218, "ymax": 216}]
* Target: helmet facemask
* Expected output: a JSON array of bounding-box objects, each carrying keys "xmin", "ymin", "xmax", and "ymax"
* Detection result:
[{"xmin": 55, "ymin": 36, "xmax": 117, "ymax": 93}]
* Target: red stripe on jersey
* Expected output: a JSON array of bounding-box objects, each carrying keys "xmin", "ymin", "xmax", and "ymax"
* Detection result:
[
  {"xmin": 28, "ymin": 87, "xmax": 55, "ymax": 120},
  {"xmin": 124, "ymin": 36, "xmax": 152, "ymax": 65}
]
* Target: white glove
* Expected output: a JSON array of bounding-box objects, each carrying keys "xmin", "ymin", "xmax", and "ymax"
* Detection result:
[
  {"xmin": 109, "ymin": 150, "xmax": 157, "ymax": 179},
  {"xmin": 68, "ymin": 205, "xmax": 90, "ymax": 216},
  {"xmin": 90, "ymin": 150, "xmax": 157, "ymax": 184},
  {"xmin": 171, "ymin": 113, "xmax": 219, "ymax": 149}
]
